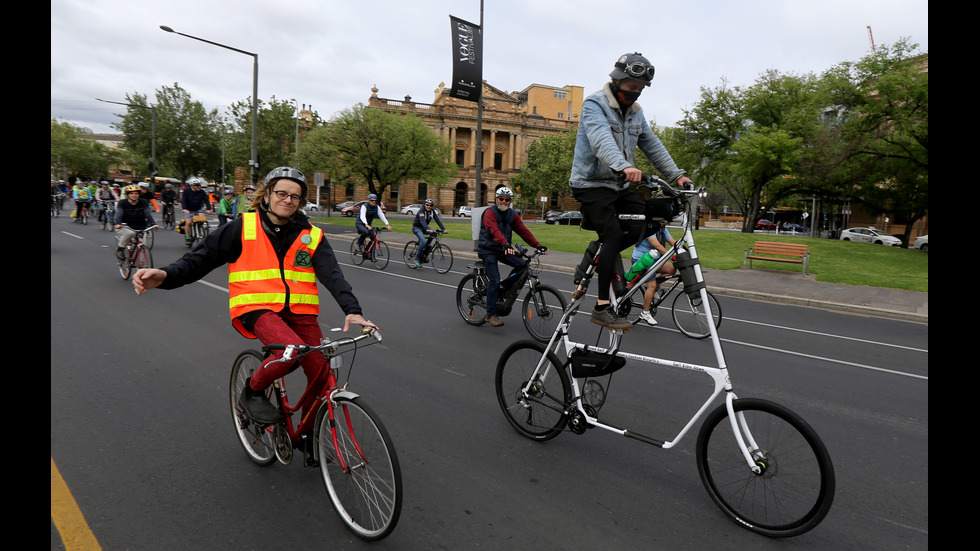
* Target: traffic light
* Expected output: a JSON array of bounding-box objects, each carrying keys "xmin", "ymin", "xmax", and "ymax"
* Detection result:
[{"xmin": 216, "ymin": 168, "xmax": 223, "ymax": 182}]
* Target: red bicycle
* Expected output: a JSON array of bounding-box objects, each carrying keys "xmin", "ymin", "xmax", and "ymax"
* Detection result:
[{"xmin": 229, "ymin": 327, "xmax": 401, "ymax": 541}]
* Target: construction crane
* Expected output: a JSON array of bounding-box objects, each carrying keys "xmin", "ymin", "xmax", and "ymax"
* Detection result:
[{"xmin": 867, "ymin": 25, "xmax": 876, "ymax": 52}]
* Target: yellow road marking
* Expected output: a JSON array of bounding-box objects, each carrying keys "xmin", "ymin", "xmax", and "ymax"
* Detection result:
[{"xmin": 51, "ymin": 457, "xmax": 102, "ymax": 550}]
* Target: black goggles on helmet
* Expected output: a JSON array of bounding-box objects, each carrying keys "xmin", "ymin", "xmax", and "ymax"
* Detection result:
[{"xmin": 616, "ymin": 60, "xmax": 655, "ymax": 80}]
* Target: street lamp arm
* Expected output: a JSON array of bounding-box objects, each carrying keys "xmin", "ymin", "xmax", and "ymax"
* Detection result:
[{"xmin": 159, "ymin": 25, "xmax": 257, "ymax": 58}]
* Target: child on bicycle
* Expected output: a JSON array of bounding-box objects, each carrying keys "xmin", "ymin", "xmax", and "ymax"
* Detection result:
[
  {"xmin": 569, "ymin": 52, "xmax": 691, "ymax": 329},
  {"xmin": 132, "ymin": 167, "xmax": 380, "ymax": 425},
  {"xmin": 410, "ymin": 198, "xmax": 446, "ymax": 268},
  {"xmin": 627, "ymin": 219, "xmax": 677, "ymax": 326}
]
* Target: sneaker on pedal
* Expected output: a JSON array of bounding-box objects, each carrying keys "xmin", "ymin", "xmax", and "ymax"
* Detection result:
[
  {"xmin": 638, "ymin": 310, "xmax": 658, "ymax": 326},
  {"xmin": 412, "ymin": 259, "xmax": 421, "ymax": 268},
  {"xmin": 115, "ymin": 248, "xmax": 126, "ymax": 261},
  {"xmin": 485, "ymin": 315, "xmax": 504, "ymax": 327},
  {"xmin": 237, "ymin": 377, "xmax": 281, "ymax": 424},
  {"xmin": 590, "ymin": 305, "xmax": 632, "ymax": 329}
]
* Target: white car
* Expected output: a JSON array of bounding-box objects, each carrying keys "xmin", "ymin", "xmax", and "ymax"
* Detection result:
[
  {"xmin": 401, "ymin": 204, "xmax": 439, "ymax": 216},
  {"xmin": 839, "ymin": 226, "xmax": 902, "ymax": 246},
  {"xmin": 303, "ymin": 202, "xmax": 321, "ymax": 211},
  {"xmin": 458, "ymin": 206, "xmax": 472, "ymax": 217},
  {"xmin": 912, "ymin": 235, "xmax": 928, "ymax": 252}
]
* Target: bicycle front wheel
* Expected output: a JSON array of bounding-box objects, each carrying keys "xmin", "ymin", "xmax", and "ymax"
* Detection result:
[
  {"xmin": 696, "ymin": 398, "xmax": 834, "ymax": 538},
  {"xmin": 430, "ymin": 244, "xmax": 453, "ymax": 274},
  {"xmin": 671, "ymin": 290, "xmax": 722, "ymax": 339},
  {"xmin": 135, "ymin": 245, "xmax": 153, "ymax": 270},
  {"xmin": 230, "ymin": 350, "xmax": 277, "ymax": 466},
  {"xmin": 495, "ymin": 340, "xmax": 572, "ymax": 441},
  {"xmin": 118, "ymin": 255, "xmax": 132, "ymax": 280},
  {"xmin": 371, "ymin": 240, "xmax": 389, "ymax": 270},
  {"xmin": 143, "ymin": 229, "xmax": 154, "ymax": 249},
  {"xmin": 350, "ymin": 239, "xmax": 365, "ymax": 265},
  {"xmin": 317, "ymin": 396, "xmax": 401, "ymax": 541},
  {"xmin": 402, "ymin": 242, "xmax": 419, "ymax": 268},
  {"xmin": 455, "ymin": 273, "xmax": 487, "ymax": 325},
  {"xmin": 521, "ymin": 284, "xmax": 567, "ymax": 343}
]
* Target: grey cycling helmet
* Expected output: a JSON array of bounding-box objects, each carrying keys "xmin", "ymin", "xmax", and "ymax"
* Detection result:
[
  {"xmin": 609, "ymin": 52, "xmax": 655, "ymax": 85},
  {"xmin": 424, "ymin": 198, "xmax": 435, "ymax": 205},
  {"xmin": 495, "ymin": 186, "xmax": 514, "ymax": 198},
  {"xmin": 263, "ymin": 166, "xmax": 308, "ymax": 196}
]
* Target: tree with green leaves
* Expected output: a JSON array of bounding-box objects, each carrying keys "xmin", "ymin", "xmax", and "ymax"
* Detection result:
[
  {"xmin": 298, "ymin": 104, "xmax": 456, "ymax": 199},
  {"xmin": 508, "ymin": 131, "xmax": 576, "ymax": 215},
  {"xmin": 51, "ymin": 119, "xmax": 123, "ymax": 181},
  {"xmin": 111, "ymin": 83, "xmax": 223, "ymax": 184},
  {"xmin": 226, "ymin": 96, "xmax": 326, "ymax": 184},
  {"xmin": 820, "ymin": 38, "xmax": 928, "ymax": 245}
]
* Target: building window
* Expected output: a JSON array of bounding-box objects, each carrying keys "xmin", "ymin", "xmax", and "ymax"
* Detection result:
[
  {"xmin": 557, "ymin": 112, "xmax": 565, "ymax": 119},
  {"xmin": 417, "ymin": 182, "xmax": 428, "ymax": 199},
  {"xmin": 456, "ymin": 149, "xmax": 465, "ymax": 167},
  {"xmin": 390, "ymin": 184, "xmax": 399, "ymax": 200},
  {"xmin": 494, "ymin": 153, "xmax": 503, "ymax": 170},
  {"xmin": 345, "ymin": 182, "xmax": 354, "ymax": 197},
  {"xmin": 554, "ymin": 90, "xmax": 567, "ymax": 99}
]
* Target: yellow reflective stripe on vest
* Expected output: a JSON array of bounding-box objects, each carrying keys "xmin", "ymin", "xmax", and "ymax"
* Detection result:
[
  {"xmin": 228, "ymin": 268, "xmax": 281, "ymax": 283},
  {"xmin": 229, "ymin": 292, "xmax": 319, "ymax": 308},
  {"xmin": 282, "ymin": 270, "xmax": 316, "ymax": 283},
  {"xmin": 308, "ymin": 226, "xmax": 322, "ymax": 251},
  {"xmin": 242, "ymin": 212, "xmax": 258, "ymax": 240}
]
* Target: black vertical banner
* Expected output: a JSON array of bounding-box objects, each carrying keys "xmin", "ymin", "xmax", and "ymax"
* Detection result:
[{"xmin": 449, "ymin": 15, "xmax": 482, "ymax": 102}]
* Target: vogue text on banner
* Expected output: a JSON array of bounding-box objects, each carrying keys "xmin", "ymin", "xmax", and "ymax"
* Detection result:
[{"xmin": 448, "ymin": 15, "xmax": 482, "ymax": 102}]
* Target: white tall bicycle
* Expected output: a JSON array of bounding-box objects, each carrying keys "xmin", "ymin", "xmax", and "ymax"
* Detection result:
[{"xmin": 494, "ymin": 176, "xmax": 834, "ymax": 538}]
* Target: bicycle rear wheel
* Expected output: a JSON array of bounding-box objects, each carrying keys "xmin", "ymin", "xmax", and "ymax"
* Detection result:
[
  {"xmin": 521, "ymin": 284, "xmax": 567, "ymax": 343},
  {"xmin": 402, "ymin": 242, "xmax": 419, "ymax": 268},
  {"xmin": 229, "ymin": 350, "xmax": 277, "ymax": 466},
  {"xmin": 317, "ymin": 396, "xmax": 401, "ymax": 541},
  {"xmin": 495, "ymin": 340, "xmax": 572, "ymax": 441},
  {"xmin": 696, "ymin": 398, "xmax": 834, "ymax": 537},
  {"xmin": 455, "ymin": 273, "xmax": 488, "ymax": 325},
  {"xmin": 350, "ymin": 239, "xmax": 365, "ymax": 265},
  {"xmin": 671, "ymin": 290, "xmax": 722, "ymax": 339},
  {"xmin": 430, "ymin": 244, "xmax": 453, "ymax": 274},
  {"xmin": 371, "ymin": 240, "xmax": 389, "ymax": 270}
]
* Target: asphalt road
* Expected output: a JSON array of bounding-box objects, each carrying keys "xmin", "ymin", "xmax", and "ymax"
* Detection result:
[{"xmin": 51, "ymin": 217, "xmax": 928, "ymax": 550}]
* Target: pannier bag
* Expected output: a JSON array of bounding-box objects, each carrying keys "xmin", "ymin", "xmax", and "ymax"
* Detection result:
[
  {"xmin": 192, "ymin": 213, "xmax": 208, "ymax": 223},
  {"xmin": 570, "ymin": 348, "xmax": 626, "ymax": 378},
  {"xmin": 645, "ymin": 196, "xmax": 682, "ymax": 221}
]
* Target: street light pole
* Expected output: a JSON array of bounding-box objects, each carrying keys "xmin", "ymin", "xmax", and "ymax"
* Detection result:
[
  {"xmin": 160, "ymin": 25, "xmax": 259, "ymax": 186},
  {"xmin": 96, "ymin": 97, "xmax": 156, "ymax": 178}
]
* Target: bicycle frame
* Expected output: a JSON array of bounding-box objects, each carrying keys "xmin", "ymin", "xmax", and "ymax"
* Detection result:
[
  {"xmin": 530, "ymin": 180, "xmax": 762, "ymax": 472},
  {"xmin": 473, "ymin": 246, "xmax": 547, "ymax": 312}
]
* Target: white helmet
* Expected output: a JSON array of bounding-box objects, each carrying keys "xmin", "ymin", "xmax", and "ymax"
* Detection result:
[
  {"xmin": 187, "ymin": 177, "xmax": 206, "ymax": 187},
  {"xmin": 495, "ymin": 186, "xmax": 514, "ymax": 198}
]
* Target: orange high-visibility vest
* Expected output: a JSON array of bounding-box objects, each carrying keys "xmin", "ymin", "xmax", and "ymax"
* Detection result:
[{"xmin": 228, "ymin": 212, "xmax": 323, "ymax": 338}]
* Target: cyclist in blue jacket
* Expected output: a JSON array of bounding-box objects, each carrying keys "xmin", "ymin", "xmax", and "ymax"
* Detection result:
[{"xmin": 410, "ymin": 199, "xmax": 447, "ymax": 268}]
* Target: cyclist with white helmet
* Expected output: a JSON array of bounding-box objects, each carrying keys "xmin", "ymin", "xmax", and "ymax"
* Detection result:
[
  {"xmin": 132, "ymin": 167, "xmax": 379, "ymax": 424},
  {"xmin": 180, "ymin": 177, "xmax": 213, "ymax": 244},
  {"xmin": 478, "ymin": 186, "xmax": 547, "ymax": 327},
  {"xmin": 354, "ymin": 193, "xmax": 391, "ymax": 256},
  {"xmin": 570, "ymin": 52, "xmax": 692, "ymax": 329},
  {"xmin": 113, "ymin": 184, "xmax": 157, "ymax": 260}
]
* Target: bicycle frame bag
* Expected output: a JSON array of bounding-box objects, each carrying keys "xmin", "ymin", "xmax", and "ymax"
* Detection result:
[{"xmin": 570, "ymin": 348, "xmax": 626, "ymax": 378}]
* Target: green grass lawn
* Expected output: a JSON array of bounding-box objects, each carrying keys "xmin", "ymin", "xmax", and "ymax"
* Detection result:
[{"xmin": 312, "ymin": 215, "xmax": 928, "ymax": 292}]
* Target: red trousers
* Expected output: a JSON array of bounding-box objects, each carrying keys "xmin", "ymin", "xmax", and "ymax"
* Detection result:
[{"xmin": 249, "ymin": 311, "xmax": 326, "ymax": 391}]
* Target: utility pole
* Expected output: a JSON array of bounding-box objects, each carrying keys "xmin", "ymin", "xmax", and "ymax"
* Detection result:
[{"xmin": 867, "ymin": 25, "xmax": 876, "ymax": 52}]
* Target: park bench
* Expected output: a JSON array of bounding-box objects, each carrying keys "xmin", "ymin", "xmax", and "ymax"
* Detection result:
[{"xmin": 743, "ymin": 241, "xmax": 811, "ymax": 274}]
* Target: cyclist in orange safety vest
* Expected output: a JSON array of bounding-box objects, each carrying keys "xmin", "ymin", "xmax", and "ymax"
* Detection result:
[{"xmin": 132, "ymin": 167, "xmax": 380, "ymax": 424}]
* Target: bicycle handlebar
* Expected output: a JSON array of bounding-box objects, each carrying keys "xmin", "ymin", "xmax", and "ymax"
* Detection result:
[
  {"xmin": 265, "ymin": 326, "xmax": 382, "ymax": 364},
  {"xmin": 118, "ymin": 224, "xmax": 159, "ymax": 232}
]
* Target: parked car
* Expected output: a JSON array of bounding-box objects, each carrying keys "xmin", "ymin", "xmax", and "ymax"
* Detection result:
[
  {"xmin": 912, "ymin": 235, "xmax": 928, "ymax": 252},
  {"xmin": 341, "ymin": 200, "xmax": 387, "ymax": 217},
  {"xmin": 457, "ymin": 205, "xmax": 472, "ymax": 217},
  {"xmin": 543, "ymin": 209, "xmax": 565, "ymax": 219},
  {"xmin": 333, "ymin": 201, "xmax": 355, "ymax": 212},
  {"xmin": 545, "ymin": 210, "xmax": 582, "ymax": 225},
  {"xmin": 755, "ymin": 219, "xmax": 777, "ymax": 231},
  {"xmin": 303, "ymin": 202, "xmax": 321, "ymax": 211},
  {"xmin": 839, "ymin": 226, "xmax": 902, "ymax": 246},
  {"xmin": 401, "ymin": 204, "xmax": 440, "ymax": 216},
  {"xmin": 782, "ymin": 223, "xmax": 806, "ymax": 233}
]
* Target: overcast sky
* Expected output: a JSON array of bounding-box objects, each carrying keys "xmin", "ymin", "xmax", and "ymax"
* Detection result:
[{"xmin": 51, "ymin": 0, "xmax": 928, "ymax": 135}]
